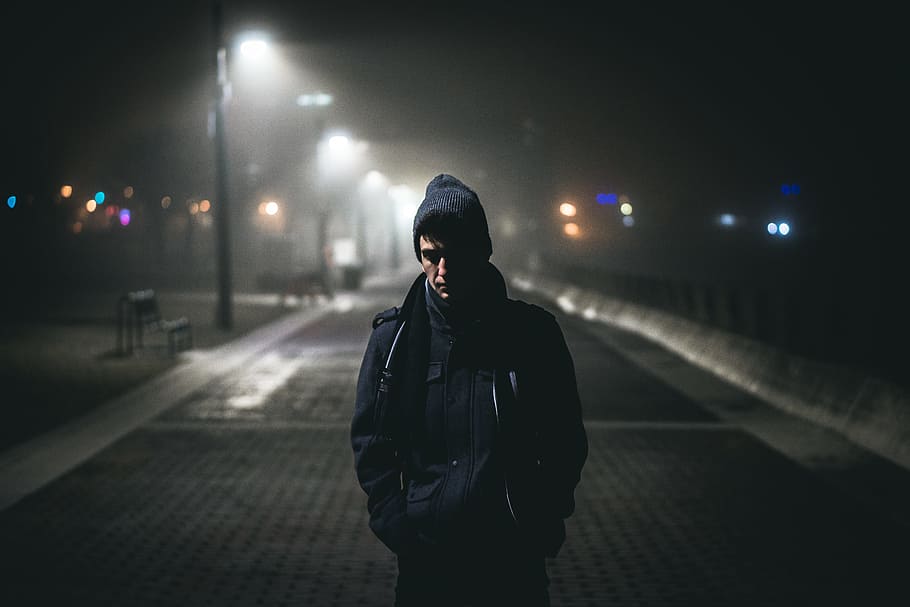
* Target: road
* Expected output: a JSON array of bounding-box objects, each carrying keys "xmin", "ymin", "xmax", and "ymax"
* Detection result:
[{"xmin": 0, "ymin": 272, "xmax": 906, "ymax": 606}]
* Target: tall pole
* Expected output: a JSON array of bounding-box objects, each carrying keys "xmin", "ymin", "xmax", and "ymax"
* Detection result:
[
  {"xmin": 389, "ymin": 197, "xmax": 399, "ymax": 269},
  {"xmin": 212, "ymin": 0, "xmax": 233, "ymax": 329}
]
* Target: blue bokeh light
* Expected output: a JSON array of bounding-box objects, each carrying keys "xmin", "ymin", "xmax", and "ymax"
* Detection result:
[
  {"xmin": 6, "ymin": 195, "xmax": 15, "ymax": 209},
  {"xmin": 95, "ymin": 191, "xmax": 105, "ymax": 204},
  {"xmin": 597, "ymin": 192, "xmax": 618, "ymax": 205}
]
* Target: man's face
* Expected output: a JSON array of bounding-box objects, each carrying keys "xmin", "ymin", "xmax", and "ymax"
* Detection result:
[{"xmin": 419, "ymin": 235, "xmax": 484, "ymax": 304}]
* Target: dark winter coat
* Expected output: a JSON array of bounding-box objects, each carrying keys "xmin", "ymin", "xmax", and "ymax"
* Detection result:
[{"xmin": 351, "ymin": 263, "xmax": 587, "ymax": 558}]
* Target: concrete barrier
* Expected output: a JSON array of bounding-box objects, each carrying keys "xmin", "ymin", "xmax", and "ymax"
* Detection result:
[{"xmin": 511, "ymin": 271, "xmax": 910, "ymax": 472}]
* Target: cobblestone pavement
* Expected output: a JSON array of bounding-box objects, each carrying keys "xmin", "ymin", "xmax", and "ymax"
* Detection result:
[{"xmin": 1, "ymin": 280, "xmax": 907, "ymax": 606}]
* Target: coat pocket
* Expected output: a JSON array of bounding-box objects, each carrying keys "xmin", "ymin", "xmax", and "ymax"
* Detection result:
[{"xmin": 406, "ymin": 477, "xmax": 444, "ymax": 526}]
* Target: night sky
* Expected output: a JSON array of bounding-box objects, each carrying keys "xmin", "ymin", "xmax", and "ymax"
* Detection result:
[{"xmin": 3, "ymin": 2, "xmax": 906, "ymax": 276}]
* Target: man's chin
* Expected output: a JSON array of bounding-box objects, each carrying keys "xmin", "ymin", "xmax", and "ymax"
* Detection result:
[{"xmin": 435, "ymin": 285, "xmax": 454, "ymax": 300}]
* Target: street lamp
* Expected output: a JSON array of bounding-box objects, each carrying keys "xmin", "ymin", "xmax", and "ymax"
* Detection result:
[
  {"xmin": 212, "ymin": 0, "xmax": 233, "ymax": 329},
  {"xmin": 360, "ymin": 170, "xmax": 399, "ymax": 270},
  {"xmin": 211, "ymin": 3, "xmax": 272, "ymax": 329},
  {"xmin": 315, "ymin": 132, "xmax": 368, "ymax": 282}
]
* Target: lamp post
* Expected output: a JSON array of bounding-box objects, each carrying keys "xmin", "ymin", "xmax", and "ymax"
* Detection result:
[
  {"xmin": 212, "ymin": 0, "xmax": 233, "ymax": 329},
  {"xmin": 362, "ymin": 170, "xmax": 399, "ymax": 271},
  {"xmin": 316, "ymin": 133, "xmax": 368, "ymax": 287}
]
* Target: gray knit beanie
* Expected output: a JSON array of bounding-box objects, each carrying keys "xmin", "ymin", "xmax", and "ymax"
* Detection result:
[{"xmin": 412, "ymin": 174, "xmax": 492, "ymax": 260}]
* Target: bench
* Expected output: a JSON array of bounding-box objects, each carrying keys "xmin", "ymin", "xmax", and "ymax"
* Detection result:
[
  {"xmin": 282, "ymin": 269, "xmax": 334, "ymax": 300},
  {"xmin": 116, "ymin": 289, "xmax": 193, "ymax": 356}
]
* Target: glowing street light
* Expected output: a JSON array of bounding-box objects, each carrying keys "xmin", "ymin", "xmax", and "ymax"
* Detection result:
[
  {"xmin": 317, "ymin": 131, "xmax": 368, "ymax": 182},
  {"xmin": 259, "ymin": 200, "xmax": 280, "ymax": 216},
  {"xmin": 329, "ymin": 134, "xmax": 350, "ymax": 150},
  {"xmin": 239, "ymin": 39, "xmax": 268, "ymax": 58},
  {"xmin": 559, "ymin": 202, "xmax": 577, "ymax": 217}
]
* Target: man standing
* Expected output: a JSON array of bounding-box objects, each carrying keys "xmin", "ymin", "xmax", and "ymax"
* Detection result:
[{"xmin": 351, "ymin": 174, "xmax": 587, "ymax": 606}]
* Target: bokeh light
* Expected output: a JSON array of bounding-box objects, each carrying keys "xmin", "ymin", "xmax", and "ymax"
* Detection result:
[
  {"xmin": 564, "ymin": 222, "xmax": 580, "ymax": 237},
  {"xmin": 559, "ymin": 202, "xmax": 577, "ymax": 217},
  {"xmin": 60, "ymin": 185, "xmax": 73, "ymax": 198}
]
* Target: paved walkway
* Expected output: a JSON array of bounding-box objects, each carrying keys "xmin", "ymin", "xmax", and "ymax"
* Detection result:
[{"xmin": 1, "ymin": 269, "xmax": 907, "ymax": 606}]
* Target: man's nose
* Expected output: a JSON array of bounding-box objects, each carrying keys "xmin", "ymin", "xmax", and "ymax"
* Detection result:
[{"xmin": 438, "ymin": 257, "xmax": 448, "ymax": 275}]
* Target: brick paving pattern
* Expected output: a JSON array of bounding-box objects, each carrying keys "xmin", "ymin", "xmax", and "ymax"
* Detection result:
[{"xmin": 1, "ymin": 303, "xmax": 906, "ymax": 606}]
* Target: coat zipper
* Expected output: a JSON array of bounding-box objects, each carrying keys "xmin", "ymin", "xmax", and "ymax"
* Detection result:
[{"xmin": 492, "ymin": 370, "xmax": 519, "ymax": 525}]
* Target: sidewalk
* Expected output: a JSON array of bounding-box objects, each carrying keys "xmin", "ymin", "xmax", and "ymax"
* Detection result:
[
  {"xmin": 0, "ymin": 268, "xmax": 415, "ymax": 513},
  {"xmin": 0, "ymin": 289, "xmax": 328, "ymax": 453},
  {"xmin": 1, "ymin": 267, "xmax": 907, "ymax": 606},
  {"xmin": 0, "ymin": 292, "xmax": 343, "ymax": 513}
]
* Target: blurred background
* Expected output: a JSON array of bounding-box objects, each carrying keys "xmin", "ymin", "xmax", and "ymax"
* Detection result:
[{"xmin": 1, "ymin": 0, "xmax": 906, "ymax": 389}]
